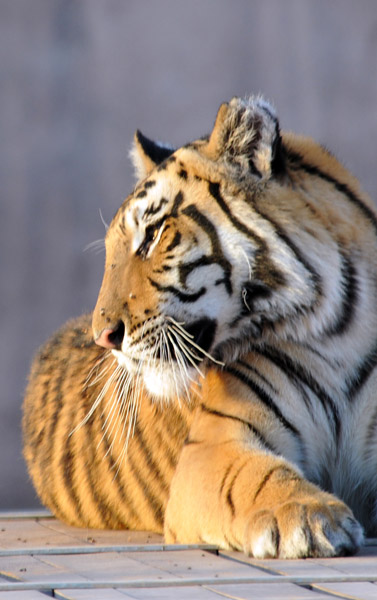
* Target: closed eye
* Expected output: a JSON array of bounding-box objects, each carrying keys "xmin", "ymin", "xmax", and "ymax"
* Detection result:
[{"xmin": 136, "ymin": 217, "xmax": 166, "ymax": 258}]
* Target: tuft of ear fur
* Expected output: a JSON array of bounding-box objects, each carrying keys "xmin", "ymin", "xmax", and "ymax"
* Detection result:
[
  {"xmin": 205, "ymin": 96, "xmax": 282, "ymax": 179},
  {"xmin": 130, "ymin": 130, "xmax": 175, "ymax": 180}
]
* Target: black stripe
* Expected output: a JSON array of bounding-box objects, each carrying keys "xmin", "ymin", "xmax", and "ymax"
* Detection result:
[
  {"xmin": 97, "ymin": 403, "xmax": 139, "ymax": 526},
  {"xmin": 225, "ymin": 481, "xmax": 235, "ymax": 516},
  {"xmin": 347, "ymin": 340, "xmax": 377, "ymax": 399},
  {"xmin": 144, "ymin": 180, "xmax": 156, "ymax": 189},
  {"xmin": 155, "ymin": 418, "xmax": 186, "ymax": 470},
  {"xmin": 127, "ymin": 453, "xmax": 165, "ymax": 527},
  {"xmin": 200, "ymin": 404, "xmax": 276, "ymax": 452},
  {"xmin": 208, "ymin": 180, "xmax": 286, "ymax": 291},
  {"xmin": 145, "ymin": 197, "xmax": 168, "ymax": 216},
  {"xmin": 165, "ymin": 231, "xmax": 181, "ymax": 252},
  {"xmin": 153, "ymin": 424, "xmax": 181, "ymax": 470},
  {"xmin": 133, "ymin": 422, "xmax": 170, "ymax": 494},
  {"xmin": 225, "ymin": 461, "xmax": 249, "ymax": 517},
  {"xmin": 237, "ymin": 359, "xmax": 279, "ymax": 394},
  {"xmin": 365, "ymin": 406, "xmax": 377, "ymax": 459},
  {"xmin": 148, "ymin": 277, "xmax": 206, "ymax": 303},
  {"xmin": 219, "ymin": 463, "xmax": 234, "ymax": 495},
  {"xmin": 85, "ymin": 372, "xmax": 141, "ymax": 528},
  {"xmin": 178, "ymin": 256, "xmax": 214, "ymax": 288},
  {"xmin": 209, "ymin": 181, "xmax": 266, "ymax": 247},
  {"xmin": 82, "ymin": 412, "xmax": 117, "ymax": 527},
  {"xmin": 59, "ymin": 409, "xmax": 85, "ymax": 524},
  {"xmin": 25, "ymin": 375, "xmax": 51, "ymax": 454},
  {"xmin": 302, "ymin": 505, "xmax": 315, "ymax": 556},
  {"xmin": 84, "ymin": 402, "xmax": 136, "ymax": 528},
  {"xmin": 170, "ymin": 191, "xmax": 184, "ymax": 217},
  {"xmin": 208, "ymin": 181, "xmax": 297, "ymax": 292},
  {"xmin": 42, "ymin": 371, "xmax": 65, "ymax": 479},
  {"xmin": 287, "ymin": 149, "xmax": 377, "ymax": 234},
  {"xmin": 184, "ymin": 437, "xmax": 202, "ymax": 446},
  {"xmin": 324, "ymin": 252, "xmax": 358, "ymax": 337},
  {"xmin": 34, "ymin": 345, "xmax": 78, "ymax": 523},
  {"xmin": 182, "ymin": 204, "xmax": 233, "ymax": 295},
  {"xmin": 250, "ymin": 346, "xmax": 340, "ymax": 437},
  {"xmin": 241, "ymin": 353, "xmax": 315, "ymax": 420},
  {"xmin": 247, "ymin": 201, "xmax": 322, "ymax": 301},
  {"xmin": 35, "ymin": 377, "xmax": 72, "ymax": 524},
  {"xmin": 253, "ymin": 466, "xmax": 301, "ymax": 502},
  {"xmin": 224, "ymin": 365, "xmax": 301, "ymax": 438}
]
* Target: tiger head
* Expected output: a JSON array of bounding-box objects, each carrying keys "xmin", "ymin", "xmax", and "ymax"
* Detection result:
[{"xmin": 92, "ymin": 96, "xmax": 345, "ymax": 400}]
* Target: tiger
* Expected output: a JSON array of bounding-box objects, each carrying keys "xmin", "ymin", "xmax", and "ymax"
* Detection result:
[{"xmin": 23, "ymin": 95, "xmax": 377, "ymax": 559}]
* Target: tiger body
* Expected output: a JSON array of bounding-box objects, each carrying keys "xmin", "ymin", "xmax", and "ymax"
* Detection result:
[{"xmin": 24, "ymin": 96, "xmax": 377, "ymax": 558}]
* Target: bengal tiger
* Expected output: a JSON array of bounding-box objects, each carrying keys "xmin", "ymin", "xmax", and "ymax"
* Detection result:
[{"xmin": 24, "ymin": 95, "xmax": 377, "ymax": 559}]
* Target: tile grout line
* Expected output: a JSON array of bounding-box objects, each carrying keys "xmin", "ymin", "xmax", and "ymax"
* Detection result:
[{"xmin": 0, "ymin": 574, "xmax": 377, "ymax": 592}]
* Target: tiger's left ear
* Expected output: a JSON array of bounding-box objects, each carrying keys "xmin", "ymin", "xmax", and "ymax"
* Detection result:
[
  {"xmin": 130, "ymin": 130, "xmax": 175, "ymax": 181},
  {"xmin": 205, "ymin": 96, "xmax": 283, "ymax": 179}
]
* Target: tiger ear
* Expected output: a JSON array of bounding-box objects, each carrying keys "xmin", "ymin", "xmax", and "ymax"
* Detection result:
[
  {"xmin": 130, "ymin": 130, "xmax": 175, "ymax": 180},
  {"xmin": 205, "ymin": 96, "xmax": 283, "ymax": 179}
]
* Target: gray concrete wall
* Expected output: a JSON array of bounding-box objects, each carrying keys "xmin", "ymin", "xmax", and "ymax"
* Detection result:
[{"xmin": 1, "ymin": 0, "xmax": 377, "ymax": 508}]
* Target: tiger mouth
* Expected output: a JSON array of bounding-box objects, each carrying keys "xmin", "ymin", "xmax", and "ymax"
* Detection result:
[
  {"xmin": 155, "ymin": 317, "xmax": 217, "ymax": 364},
  {"xmin": 113, "ymin": 317, "xmax": 217, "ymax": 368}
]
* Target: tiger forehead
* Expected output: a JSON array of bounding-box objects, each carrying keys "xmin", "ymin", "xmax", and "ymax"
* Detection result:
[
  {"xmin": 107, "ymin": 148, "xmax": 209, "ymax": 242},
  {"xmin": 126, "ymin": 178, "xmax": 173, "ymax": 228},
  {"xmin": 126, "ymin": 158, "xmax": 201, "ymax": 227}
]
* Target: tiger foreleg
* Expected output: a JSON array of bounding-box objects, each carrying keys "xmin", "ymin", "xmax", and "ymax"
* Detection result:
[{"xmin": 164, "ymin": 410, "xmax": 363, "ymax": 558}]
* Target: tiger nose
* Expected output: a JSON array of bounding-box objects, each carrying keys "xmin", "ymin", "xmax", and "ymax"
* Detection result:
[{"xmin": 94, "ymin": 321, "xmax": 125, "ymax": 349}]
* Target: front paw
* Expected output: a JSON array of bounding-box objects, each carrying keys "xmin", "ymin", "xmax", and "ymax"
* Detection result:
[{"xmin": 244, "ymin": 498, "xmax": 363, "ymax": 558}]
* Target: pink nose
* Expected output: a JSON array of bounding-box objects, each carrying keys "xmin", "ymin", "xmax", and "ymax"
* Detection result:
[
  {"xmin": 95, "ymin": 322, "xmax": 124, "ymax": 349},
  {"xmin": 95, "ymin": 328, "xmax": 118, "ymax": 349}
]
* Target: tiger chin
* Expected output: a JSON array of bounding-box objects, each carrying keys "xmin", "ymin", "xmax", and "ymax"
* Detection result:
[{"xmin": 25, "ymin": 94, "xmax": 377, "ymax": 559}]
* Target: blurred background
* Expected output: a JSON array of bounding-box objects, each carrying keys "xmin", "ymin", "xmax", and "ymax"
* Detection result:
[{"xmin": 1, "ymin": 0, "xmax": 377, "ymax": 509}]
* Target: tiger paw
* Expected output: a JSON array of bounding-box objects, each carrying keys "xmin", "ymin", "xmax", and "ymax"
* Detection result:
[{"xmin": 244, "ymin": 499, "xmax": 364, "ymax": 558}]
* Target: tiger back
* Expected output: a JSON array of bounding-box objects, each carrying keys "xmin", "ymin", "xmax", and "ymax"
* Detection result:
[{"xmin": 24, "ymin": 96, "xmax": 377, "ymax": 558}]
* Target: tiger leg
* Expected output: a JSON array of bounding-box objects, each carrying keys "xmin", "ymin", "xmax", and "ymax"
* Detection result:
[{"xmin": 164, "ymin": 405, "xmax": 363, "ymax": 558}]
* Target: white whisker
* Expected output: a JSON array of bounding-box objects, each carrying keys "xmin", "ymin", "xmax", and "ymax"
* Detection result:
[
  {"xmin": 99, "ymin": 208, "xmax": 109, "ymax": 231},
  {"xmin": 100, "ymin": 368, "xmax": 129, "ymax": 452},
  {"xmin": 72, "ymin": 308, "xmax": 222, "ymax": 471},
  {"xmin": 83, "ymin": 239, "xmax": 106, "ymax": 255},
  {"xmin": 242, "ymin": 287, "xmax": 251, "ymax": 311},
  {"xmin": 240, "ymin": 247, "xmax": 252, "ymax": 280},
  {"xmin": 167, "ymin": 316, "xmax": 224, "ymax": 366},
  {"xmin": 71, "ymin": 361, "xmax": 120, "ymax": 436},
  {"xmin": 85, "ymin": 359, "xmax": 114, "ymax": 389},
  {"xmin": 166, "ymin": 332, "xmax": 192, "ymax": 403},
  {"xmin": 161, "ymin": 328, "xmax": 181, "ymax": 404},
  {"xmin": 83, "ymin": 352, "xmax": 113, "ymax": 389},
  {"xmin": 167, "ymin": 327, "xmax": 204, "ymax": 379},
  {"xmin": 114, "ymin": 373, "xmax": 142, "ymax": 475}
]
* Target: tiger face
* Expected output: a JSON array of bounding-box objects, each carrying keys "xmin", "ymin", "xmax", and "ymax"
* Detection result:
[{"xmin": 91, "ymin": 97, "xmax": 362, "ymax": 401}]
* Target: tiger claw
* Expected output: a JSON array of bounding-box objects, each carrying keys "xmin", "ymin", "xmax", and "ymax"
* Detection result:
[{"xmin": 244, "ymin": 500, "xmax": 364, "ymax": 559}]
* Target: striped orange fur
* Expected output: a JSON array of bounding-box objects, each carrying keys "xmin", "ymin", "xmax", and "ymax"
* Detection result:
[{"xmin": 24, "ymin": 96, "xmax": 377, "ymax": 558}]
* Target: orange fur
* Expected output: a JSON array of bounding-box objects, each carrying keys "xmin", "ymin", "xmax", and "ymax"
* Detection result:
[{"xmin": 24, "ymin": 96, "xmax": 375, "ymax": 558}]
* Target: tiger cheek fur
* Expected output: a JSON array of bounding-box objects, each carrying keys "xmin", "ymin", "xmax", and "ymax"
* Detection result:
[{"xmin": 24, "ymin": 95, "xmax": 377, "ymax": 558}]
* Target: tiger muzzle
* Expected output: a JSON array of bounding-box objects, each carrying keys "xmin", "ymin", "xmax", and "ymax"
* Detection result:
[{"xmin": 159, "ymin": 318, "xmax": 217, "ymax": 364}]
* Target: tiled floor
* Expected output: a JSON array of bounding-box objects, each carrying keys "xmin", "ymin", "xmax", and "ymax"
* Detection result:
[{"xmin": 0, "ymin": 512, "xmax": 376, "ymax": 599}]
